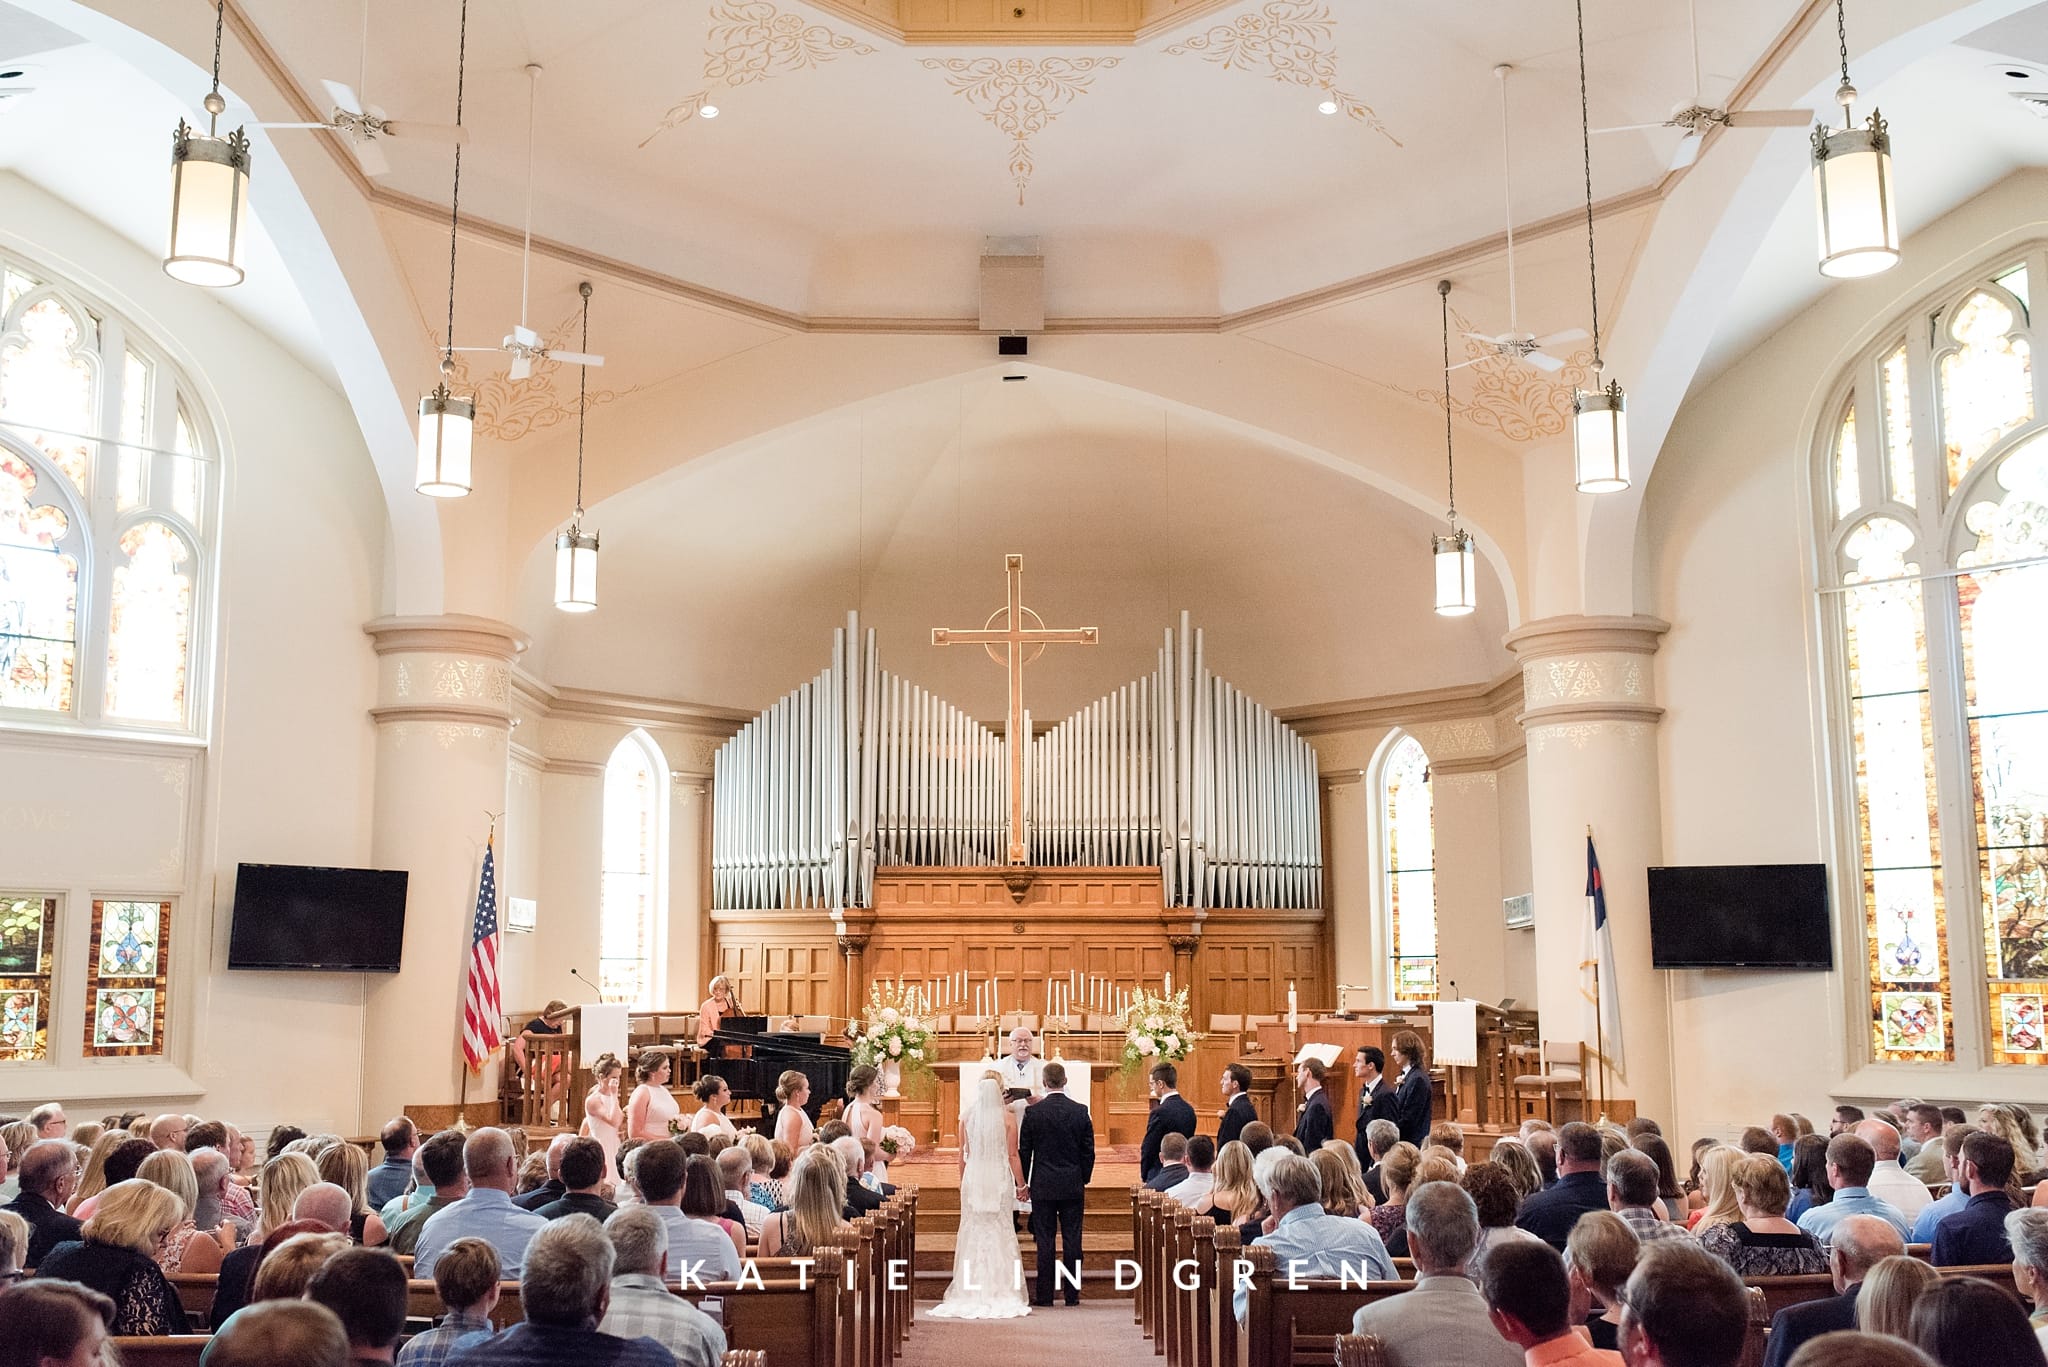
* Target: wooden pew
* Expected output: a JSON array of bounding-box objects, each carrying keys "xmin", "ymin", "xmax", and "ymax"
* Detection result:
[
  {"xmin": 109, "ymin": 1340, "xmax": 209, "ymax": 1367},
  {"xmin": 1133, "ymin": 1186, "xmax": 1157, "ymax": 1338},
  {"xmin": 1207, "ymin": 1224, "xmax": 1242, "ymax": 1367}
]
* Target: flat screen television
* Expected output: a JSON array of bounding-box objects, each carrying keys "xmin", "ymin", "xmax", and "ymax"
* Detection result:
[
  {"xmin": 1647, "ymin": 863, "xmax": 1832, "ymax": 970},
  {"xmin": 228, "ymin": 863, "xmax": 408, "ymax": 972}
]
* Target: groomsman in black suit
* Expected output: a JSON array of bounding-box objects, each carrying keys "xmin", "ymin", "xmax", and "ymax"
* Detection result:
[
  {"xmin": 1019, "ymin": 1061, "xmax": 1095, "ymax": 1306},
  {"xmin": 1217, "ymin": 1063, "xmax": 1257, "ymax": 1147},
  {"xmin": 1139, "ymin": 1062, "xmax": 1197, "ymax": 1181},
  {"xmin": 1351, "ymin": 1046, "xmax": 1396, "ymax": 1160},
  {"xmin": 1390, "ymin": 1029, "xmax": 1433, "ymax": 1148},
  {"xmin": 1293, "ymin": 1058, "xmax": 1334, "ymax": 1151}
]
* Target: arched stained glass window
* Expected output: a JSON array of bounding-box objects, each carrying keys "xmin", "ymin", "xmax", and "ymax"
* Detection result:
[
  {"xmin": 0, "ymin": 451, "xmax": 78, "ymax": 711},
  {"xmin": 1381, "ymin": 733, "xmax": 1436, "ymax": 1002},
  {"xmin": 1824, "ymin": 248, "xmax": 2048, "ymax": 1068},
  {"xmin": 0, "ymin": 250, "xmax": 213, "ymax": 734},
  {"xmin": 601, "ymin": 732, "xmax": 666, "ymax": 1008}
]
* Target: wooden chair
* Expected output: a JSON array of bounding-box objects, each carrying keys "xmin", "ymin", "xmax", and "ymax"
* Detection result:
[
  {"xmin": 1509, "ymin": 1041, "xmax": 1585, "ymax": 1124},
  {"xmin": 1332, "ymin": 1336, "xmax": 1390, "ymax": 1367}
]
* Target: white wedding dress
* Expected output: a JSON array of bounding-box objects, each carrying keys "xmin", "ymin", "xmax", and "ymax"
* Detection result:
[{"xmin": 928, "ymin": 1077, "xmax": 1031, "ymax": 1319}]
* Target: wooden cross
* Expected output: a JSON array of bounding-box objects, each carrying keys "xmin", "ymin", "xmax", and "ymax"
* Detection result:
[{"xmin": 932, "ymin": 554, "xmax": 1098, "ymax": 864}]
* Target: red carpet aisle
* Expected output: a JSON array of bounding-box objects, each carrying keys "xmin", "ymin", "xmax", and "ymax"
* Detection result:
[{"xmin": 901, "ymin": 1300, "xmax": 1148, "ymax": 1366}]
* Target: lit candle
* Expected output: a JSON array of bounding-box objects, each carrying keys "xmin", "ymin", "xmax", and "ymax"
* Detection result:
[
  {"xmin": 977, "ymin": 983, "xmax": 985, "ymax": 1017},
  {"xmin": 1287, "ymin": 980, "xmax": 1298, "ymax": 1034},
  {"xmin": 992, "ymin": 978, "xmax": 1000, "ymax": 1020}
]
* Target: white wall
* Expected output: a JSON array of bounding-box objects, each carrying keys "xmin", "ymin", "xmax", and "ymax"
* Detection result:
[
  {"xmin": 0, "ymin": 177, "xmax": 387, "ymax": 1132},
  {"xmin": 1646, "ymin": 170, "xmax": 2048, "ymax": 1140}
]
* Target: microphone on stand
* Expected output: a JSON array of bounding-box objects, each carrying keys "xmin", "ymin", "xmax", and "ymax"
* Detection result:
[{"xmin": 569, "ymin": 968, "xmax": 603, "ymax": 1000}]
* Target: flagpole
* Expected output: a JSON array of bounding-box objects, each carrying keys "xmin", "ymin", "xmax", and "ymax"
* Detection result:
[{"xmin": 1589, "ymin": 825, "xmax": 1609, "ymax": 1124}]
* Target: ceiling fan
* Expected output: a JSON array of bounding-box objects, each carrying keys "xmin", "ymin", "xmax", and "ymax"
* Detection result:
[
  {"xmin": 1592, "ymin": 0, "xmax": 1813, "ymax": 172},
  {"xmin": 238, "ymin": 2, "xmax": 465, "ymax": 176},
  {"xmin": 1454, "ymin": 64, "xmax": 1588, "ymax": 375},
  {"xmin": 449, "ymin": 65, "xmax": 605, "ymax": 381}
]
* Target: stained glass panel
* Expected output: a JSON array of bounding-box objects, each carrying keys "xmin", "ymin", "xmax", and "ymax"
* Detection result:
[
  {"xmin": 1941, "ymin": 292, "xmax": 2033, "ymax": 492},
  {"xmin": 1383, "ymin": 735, "xmax": 1437, "ymax": 1002},
  {"xmin": 0, "ymin": 298, "xmax": 96, "ymax": 496},
  {"xmin": 1882, "ymin": 346, "xmax": 1916, "ymax": 508},
  {"xmin": 104, "ymin": 521, "xmax": 191, "ymax": 724},
  {"xmin": 600, "ymin": 737, "xmax": 659, "ymax": 1008},
  {"xmin": 0, "ymin": 893, "xmax": 55, "ymax": 1063},
  {"xmin": 170, "ymin": 407, "xmax": 200, "ymax": 528},
  {"xmin": 0, "ymin": 451, "xmax": 77, "ymax": 712},
  {"xmin": 1834, "ymin": 405, "xmax": 1861, "ymax": 520},
  {"xmin": 1843, "ymin": 519, "xmax": 1949, "ymax": 1059},
  {"xmin": 83, "ymin": 898, "xmax": 168, "ymax": 1057},
  {"xmin": 1995, "ymin": 263, "xmax": 2030, "ymax": 313},
  {"xmin": 1990, "ymin": 981, "xmax": 2048, "ymax": 1063},
  {"xmin": 1960, "ymin": 559, "xmax": 2048, "ymax": 998},
  {"xmin": 117, "ymin": 351, "xmax": 150, "ymax": 512},
  {"xmin": 1, "ymin": 270, "xmax": 39, "ymax": 316}
]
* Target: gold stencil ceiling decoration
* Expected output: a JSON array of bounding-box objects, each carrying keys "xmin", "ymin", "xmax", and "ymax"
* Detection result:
[
  {"xmin": 1165, "ymin": 0, "xmax": 1399, "ymax": 147},
  {"xmin": 1408, "ymin": 306, "xmax": 1594, "ymax": 445},
  {"xmin": 440, "ymin": 307, "xmax": 642, "ymax": 444},
  {"xmin": 642, "ymin": 0, "xmax": 877, "ymax": 145},
  {"xmin": 921, "ymin": 56, "xmax": 1121, "ymax": 205}
]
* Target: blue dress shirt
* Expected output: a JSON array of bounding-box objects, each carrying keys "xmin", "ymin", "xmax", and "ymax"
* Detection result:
[
  {"xmin": 1794, "ymin": 1186, "xmax": 1911, "ymax": 1244},
  {"xmin": 1911, "ymin": 1187, "xmax": 1969, "ymax": 1243},
  {"xmin": 368, "ymin": 1156, "xmax": 415, "ymax": 1211},
  {"xmin": 413, "ymin": 1188, "xmax": 547, "ymax": 1278},
  {"xmin": 1233, "ymin": 1202, "xmax": 1394, "ymax": 1320}
]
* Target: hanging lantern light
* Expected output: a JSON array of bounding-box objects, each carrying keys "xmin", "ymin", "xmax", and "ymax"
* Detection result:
[
  {"xmin": 416, "ymin": 0, "xmax": 474, "ymax": 498},
  {"xmin": 416, "ymin": 373, "xmax": 474, "ymax": 497},
  {"xmin": 1432, "ymin": 280, "xmax": 1478, "ymax": 618},
  {"xmin": 1813, "ymin": 0, "xmax": 1899, "ymax": 279},
  {"xmin": 1571, "ymin": 0, "xmax": 1630, "ymax": 494},
  {"xmin": 164, "ymin": 2, "xmax": 250, "ymax": 287},
  {"xmin": 555, "ymin": 283, "xmax": 600, "ymax": 613}
]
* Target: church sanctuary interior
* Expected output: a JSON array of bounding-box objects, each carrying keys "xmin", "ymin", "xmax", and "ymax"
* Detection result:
[{"xmin": 11, "ymin": 0, "xmax": 2048, "ymax": 1364}]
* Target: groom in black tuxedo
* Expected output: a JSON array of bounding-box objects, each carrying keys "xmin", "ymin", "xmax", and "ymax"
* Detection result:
[{"xmin": 1019, "ymin": 1060, "xmax": 1094, "ymax": 1306}]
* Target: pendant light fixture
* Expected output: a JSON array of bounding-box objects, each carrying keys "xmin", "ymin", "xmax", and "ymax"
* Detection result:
[
  {"xmin": 165, "ymin": 1, "xmax": 251, "ymax": 287},
  {"xmin": 416, "ymin": 0, "xmax": 475, "ymax": 498},
  {"xmin": 1432, "ymin": 281, "xmax": 1477, "ymax": 618},
  {"xmin": 1571, "ymin": 0, "xmax": 1629, "ymax": 494},
  {"xmin": 554, "ymin": 283, "xmax": 600, "ymax": 613},
  {"xmin": 1812, "ymin": 0, "xmax": 1899, "ymax": 278}
]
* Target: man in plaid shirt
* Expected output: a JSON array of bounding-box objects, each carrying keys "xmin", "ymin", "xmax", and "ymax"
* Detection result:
[
  {"xmin": 1608, "ymin": 1150, "xmax": 1690, "ymax": 1244},
  {"xmin": 397, "ymin": 1238, "xmax": 500, "ymax": 1367},
  {"xmin": 598, "ymin": 1206, "xmax": 728, "ymax": 1367},
  {"xmin": 598, "ymin": 1205, "xmax": 733, "ymax": 1367}
]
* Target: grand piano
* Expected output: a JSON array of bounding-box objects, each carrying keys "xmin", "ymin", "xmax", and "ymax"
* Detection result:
[{"xmin": 702, "ymin": 1017, "xmax": 851, "ymax": 1123}]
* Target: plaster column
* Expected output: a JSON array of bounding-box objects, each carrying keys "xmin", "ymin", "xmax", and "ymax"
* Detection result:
[
  {"xmin": 1504, "ymin": 615, "xmax": 1670, "ymax": 1124},
  {"xmin": 667, "ymin": 773, "xmax": 709, "ymax": 1008},
  {"xmin": 362, "ymin": 615, "xmax": 527, "ymax": 1128},
  {"xmin": 1320, "ymin": 771, "xmax": 1375, "ymax": 1005}
]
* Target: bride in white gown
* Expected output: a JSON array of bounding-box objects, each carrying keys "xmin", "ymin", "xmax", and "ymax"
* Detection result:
[{"xmin": 929, "ymin": 1072, "xmax": 1032, "ymax": 1319}]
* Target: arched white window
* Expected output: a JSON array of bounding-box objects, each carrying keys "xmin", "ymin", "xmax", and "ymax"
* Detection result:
[
  {"xmin": 1820, "ymin": 248, "xmax": 2048, "ymax": 1066},
  {"xmin": 600, "ymin": 731, "xmax": 667, "ymax": 1008},
  {"xmin": 1379, "ymin": 732, "xmax": 1437, "ymax": 1002},
  {"xmin": 0, "ymin": 252, "xmax": 211, "ymax": 732}
]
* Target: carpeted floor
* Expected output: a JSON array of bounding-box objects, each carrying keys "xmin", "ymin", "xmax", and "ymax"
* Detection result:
[{"xmin": 900, "ymin": 1299, "xmax": 1145, "ymax": 1367}]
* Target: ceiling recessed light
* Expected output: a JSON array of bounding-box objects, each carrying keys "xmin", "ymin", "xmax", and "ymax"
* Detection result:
[
  {"xmin": 1317, "ymin": 96, "xmax": 1339, "ymax": 115},
  {"xmin": 700, "ymin": 102, "xmax": 720, "ymax": 119},
  {"xmin": 1988, "ymin": 60, "xmax": 2048, "ymax": 84}
]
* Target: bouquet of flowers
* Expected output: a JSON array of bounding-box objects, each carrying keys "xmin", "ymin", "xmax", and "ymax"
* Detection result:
[
  {"xmin": 879, "ymin": 1124, "xmax": 916, "ymax": 1160},
  {"xmin": 850, "ymin": 981, "xmax": 934, "ymax": 1076},
  {"xmin": 1121, "ymin": 986, "xmax": 1198, "ymax": 1071}
]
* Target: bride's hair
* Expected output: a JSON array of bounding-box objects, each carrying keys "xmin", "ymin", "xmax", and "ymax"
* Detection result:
[{"xmin": 980, "ymin": 1070, "xmax": 1003, "ymax": 1087}]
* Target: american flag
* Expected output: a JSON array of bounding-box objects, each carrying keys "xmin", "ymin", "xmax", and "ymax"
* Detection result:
[{"xmin": 462, "ymin": 839, "xmax": 502, "ymax": 1072}]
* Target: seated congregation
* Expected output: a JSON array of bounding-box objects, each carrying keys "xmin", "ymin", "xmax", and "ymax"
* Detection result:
[
  {"xmin": 1129, "ymin": 1080, "xmax": 2048, "ymax": 1367},
  {"xmin": 0, "ymin": 1088, "xmax": 912, "ymax": 1367}
]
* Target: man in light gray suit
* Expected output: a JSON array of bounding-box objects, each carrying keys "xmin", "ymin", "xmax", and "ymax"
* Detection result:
[{"xmin": 1350, "ymin": 1181, "xmax": 1520, "ymax": 1367}]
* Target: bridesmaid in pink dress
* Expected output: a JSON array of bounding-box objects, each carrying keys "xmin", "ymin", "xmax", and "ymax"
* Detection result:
[
  {"xmin": 582, "ymin": 1053, "xmax": 625, "ymax": 1181},
  {"xmin": 626, "ymin": 1051, "xmax": 680, "ymax": 1141}
]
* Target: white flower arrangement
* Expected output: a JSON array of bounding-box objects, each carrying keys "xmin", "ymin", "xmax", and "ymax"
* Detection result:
[
  {"xmin": 1120, "ymin": 987, "xmax": 1197, "ymax": 1070},
  {"xmin": 851, "ymin": 982, "xmax": 934, "ymax": 1077}
]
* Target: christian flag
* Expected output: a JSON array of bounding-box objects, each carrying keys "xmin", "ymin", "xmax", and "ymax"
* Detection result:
[
  {"xmin": 1581, "ymin": 835, "xmax": 1625, "ymax": 1075},
  {"xmin": 462, "ymin": 839, "xmax": 503, "ymax": 1073}
]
